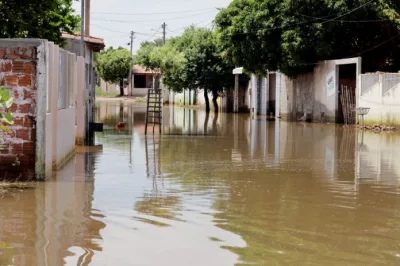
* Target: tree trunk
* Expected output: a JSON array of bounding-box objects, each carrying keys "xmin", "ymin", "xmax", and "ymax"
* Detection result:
[
  {"xmin": 119, "ymin": 78, "xmax": 124, "ymax": 96},
  {"xmin": 204, "ymin": 111, "xmax": 210, "ymax": 135},
  {"xmin": 193, "ymin": 88, "xmax": 198, "ymax": 105},
  {"xmin": 204, "ymin": 89, "xmax": 210, "ymax": 113},
  {"xmin": 212, "ymin": 111, "xmax": 219, "ymax": 134},
  {"xmin": 154, "ymin": 74, "xmax": 161, "ymax": 90},
  {"xmin": 212, "ymin": 90, "xmax": 219, "ymax": 113}
]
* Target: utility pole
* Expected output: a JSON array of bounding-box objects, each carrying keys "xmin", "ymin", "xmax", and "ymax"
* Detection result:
[
  {"xmin": 80, "ymin": 0, "xmax": 85, "ymax": 57},
  {"xmin": 85, "ymin": 0, "xmax": 90, "ymax": 36},
  {"xmin": 128, "ymin": 31, "xmax": 135, "ymax": 96},
  {"xmin": 162, "ymin": 22, "xmax": 167, "ymax": 45}
]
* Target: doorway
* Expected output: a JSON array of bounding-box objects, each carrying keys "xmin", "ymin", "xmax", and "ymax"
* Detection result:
[
  {"xmin": 337, "ymin": 64, "xmax": 356, "ymax": 124},
  {"xmin": 268, "ymin": 73, "xmax": 277, "ymax": 116}
]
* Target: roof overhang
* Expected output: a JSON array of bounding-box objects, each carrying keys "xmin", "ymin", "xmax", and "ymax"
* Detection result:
[{"xmin": 62, "ymin": 33, "xmax": 105, "ymax": 52}]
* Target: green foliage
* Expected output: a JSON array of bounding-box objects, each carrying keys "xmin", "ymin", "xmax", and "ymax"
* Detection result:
[
  {"xmin": 135, "ymin": 40, "xmax": 185, "ymax": 90},
  {"xmin": 215, "ymin": 0, "xmax": 400, "ymax": 77},
  {"xmin": 0, "ymin": 0, "xmax": 80, "ymax": 46},
  {"xmin": 95, "ymin": 47, "xmax": 131, "ymax": 84},
  {"xmin": 0, "ymin": 87, "xmax": 14, "ymax": 132},
  {"xmin": 138, "ymin": 27, "xmax": 234, "ymax": 112},
  {"xmin": 95, "ymin": 86, "xmax": 118, "ymax": 98}
]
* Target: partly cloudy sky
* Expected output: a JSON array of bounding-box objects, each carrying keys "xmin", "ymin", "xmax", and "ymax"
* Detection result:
[{"xmin": 72, "ymin": 0, "xmax": 232, "ymax": 52}]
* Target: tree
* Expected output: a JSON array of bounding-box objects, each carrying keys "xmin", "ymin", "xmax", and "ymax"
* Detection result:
[
  {"xmin": 0, "ymin": 0, "xmax": 80, "ymax": 46},
  {"xmin": 95, "ymin": 47, "xmax": 131, "ymax": 96},
  {"xmin": 135, "ymin": 41, "xmax": 184, "ymax": 90},
  {"xmin": 163, "ymin": 27, "xmax": 234, "ymax": 113},
  {"xmin": 0, "ymin": 87, "xmax": 14, "ymax": 132},
  {"xmin": 215, "ymin": 0, "xmax": 400, "ymax": 77}
]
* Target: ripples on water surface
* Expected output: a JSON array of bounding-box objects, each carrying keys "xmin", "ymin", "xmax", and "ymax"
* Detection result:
[{"xmin": 1, "ymin": 102, "xmax": 400, "ymax": 265}]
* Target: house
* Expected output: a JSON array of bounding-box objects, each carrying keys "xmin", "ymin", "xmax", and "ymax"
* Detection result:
[
  {"xmin": 131, "ymin": 65, "xmax": 154, "ymax": 97},
  {"xmin": 130, "ymin": 65, "xmax": 169, "ymax": 103},
  {"xmin": 62, "ymin": 33, "xmax": 105, "ymax": 145},
  {"xmin": 229, "ymin": 57, "xmax": 362, "ymax": 124}
]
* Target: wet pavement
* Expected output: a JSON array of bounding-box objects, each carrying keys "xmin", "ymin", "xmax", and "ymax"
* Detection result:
[{"xmin": 1, "ymin": 101, "xmax": 400, "ymax": 265}]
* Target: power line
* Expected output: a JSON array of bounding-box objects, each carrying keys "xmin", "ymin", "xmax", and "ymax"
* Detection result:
[
  {"xmin": 90, "ymin": 10, "xmax": 218, "ymax": 23},
  {"xmin": 166, "ymin": 20, "xmax": 213, "ymax": 33},
  {"xmin": 91, "ymin": 24, "xmax": 155, "ymax": 37},
  {"xmin": 320, "ymin": 0, "xmax": 374, "ymax": 25},
  {"xmin": 296, "ymin": 13, "xmax": 390, "ymax": 23},
  {"xmin": 87, "ymin": 7, "xmax": 221, "ymax": 16}
]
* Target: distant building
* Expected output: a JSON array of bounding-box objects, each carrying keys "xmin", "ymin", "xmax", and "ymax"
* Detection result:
[{"xmin": 131, "ymin": 65, "xmax": 155, "ymax": 97}]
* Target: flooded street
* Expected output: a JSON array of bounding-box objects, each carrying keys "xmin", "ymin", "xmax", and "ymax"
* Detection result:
[{"xmin": 1, "ymin": 101, "xmax": 400, "ymax": 265}]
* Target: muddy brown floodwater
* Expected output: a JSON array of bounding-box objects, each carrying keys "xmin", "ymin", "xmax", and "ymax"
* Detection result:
[{"xmin": 1, "ymin": 101, "xmax": 400, "ymax": 265}]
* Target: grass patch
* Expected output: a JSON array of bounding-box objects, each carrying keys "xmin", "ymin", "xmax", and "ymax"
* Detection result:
[{"xmin": 95, "ymin": 86, "xmax": 118, "ymax": 98}]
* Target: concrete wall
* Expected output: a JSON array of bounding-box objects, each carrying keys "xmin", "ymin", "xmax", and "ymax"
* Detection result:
[
  {"xmin": 0, "ymin": 39, "xmax": 86, "ymax": 180},
  {"xmin": 358, "ymin": 73, "xmax": 400, "ymax": 126},
  {"xmin": 45, "ymin": 42, "xmax": 86, "ymax": 175},
  {"xmin": 280, "ymin": 57, "xmax": 361, "ymax": 122}
]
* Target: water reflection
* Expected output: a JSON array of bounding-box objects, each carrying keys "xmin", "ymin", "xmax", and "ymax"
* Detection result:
[
  {"xmin": 94, "ymin": 103, "xmax": 400, "ymax": 265},
  {"xmin": 3, "ymin": 101, "xmax": 400, "ymax": 265},
  {"xmin": 0, "ymin": 149, "xmax": 104, "ymax": 266}
]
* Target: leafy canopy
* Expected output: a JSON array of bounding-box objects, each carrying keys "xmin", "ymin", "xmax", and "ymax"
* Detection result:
[
  {"xmin": 161, "ymin": 27, "xmax": 234, "ymax": 95},
  {"xmin": 95, "ymin": 47, "xmax": 131, "ymax": 84},
  {"xmin": 215, "ymin": 0, "xmax": 400, "ymax": 77},
  {"xmin": 0, "ymin": 0, "xmax": 80, "ymax": 46}
]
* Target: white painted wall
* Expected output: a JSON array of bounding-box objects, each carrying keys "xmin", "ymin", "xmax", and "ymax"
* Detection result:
[
  {"xmin": 44, "ymin": 42, "xmax": 86, "ymax": 173},
  {"xmin": 280, "ymin": 57, "xmax": 361, "ymax": 122},
  {"xmin": 56, "ymin": 108, "xmax": 76, "ymax": 165},
  {"xmin": 358, "ymin": 73, "xmax": 400, "ymax": 125}
]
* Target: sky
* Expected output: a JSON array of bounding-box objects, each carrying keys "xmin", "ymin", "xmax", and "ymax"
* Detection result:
[{"xmin": 72, "ymin": 0, "xmax": 233, "ymax": 52}]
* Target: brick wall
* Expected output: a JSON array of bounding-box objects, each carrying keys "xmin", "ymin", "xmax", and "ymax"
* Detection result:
[{"xmin": 0, "ymin": 47, "xmax": 37, "ymax": 180}]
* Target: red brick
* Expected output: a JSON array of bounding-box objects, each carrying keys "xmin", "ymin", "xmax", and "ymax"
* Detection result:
[
  {"xmin": 5, "ymin": 75, "xmax": 18, "ymax": 86},
  {"xmin": 16, "ymin": 129, "xmax": 30, "ymax": 141},
  {"xmin": 0, "ymin": 48, "xmax": 5, "ymax": 59},
  {"xmin": 23, "ymin": 142, "xmax": 35, "ymax": 155},
  {"xmin": 11, "ymin": 143, "xmax": 23, "ymax": 154},
  {"xmin": 0, "ymin": 77, "xmax": 5, "ymax": 86},
  {"xmin": 0, "ymin": 155, "xmax": 18, "ymax": 165},
  {"xmin": 23, "ymin": 89, "xmax": 36, "ymax": 100},
  {"xmin": 6, "ymin": 47, "xmax": 34, "ymax": 60},
  {"xmin": 23, "ymin": 62, "xmax": 35, "ymax": 74},
  {"xmin": 1, "ymin": 61, "xmax": 12, "ymax": 72},
  {"xmin": 13, "ymin": 117, "xmax": 24, "ymax": 127},
  {"xmin": 7, "ymin": 48, "xmax": 19, "ymax": 59},
  {"xmin": 18, "ymin": 155, "xmax": 34, "ymax": 165},
  {"xmin": 9, "ymin": 103, "xmax": 18, "ymax": 112},
  {"xmin": 12, "ymin": 61, "xmax": 24, "ymax": 73},
  {"xmin": 18, "ymin": 75, "xmax": 32, "ymax": 87},
  {"xmin": 18, "ymin": 48, "xmax": 33, "ymax": 60},
  {"xmin": 19, "ymin": 104, "xmax": 31, "ymax": 114},
  {"xmin": 24, "ymin": 116, "xmax": 34, "ymax": 127}
]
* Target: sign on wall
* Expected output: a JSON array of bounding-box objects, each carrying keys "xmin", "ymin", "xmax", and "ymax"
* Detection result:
[{"xmin": 326, "ymin": 72, "xmax": 335, "ymax": 97}]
